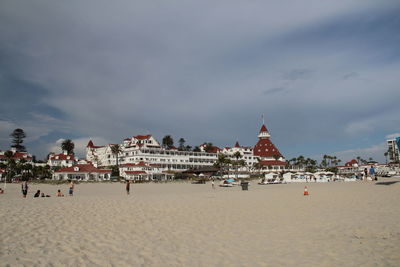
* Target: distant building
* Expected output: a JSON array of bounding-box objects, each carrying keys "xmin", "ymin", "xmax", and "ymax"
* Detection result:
[
  {"xmin": 47, "ymin": 151, "xmax": 76, "ymax": 168},
  {"xmin": 337, "ymin": 159, "xmax": 359, "ymax": 175},
  {"xmin": 253, "ymin": 124, "xmax": 287, "ymax": 170},
  {"xmin": 53, "ymin": 163, "xmax": 111, "ymax": 181},
  {"xmin": 221, "ymin": 141, "xmax": 257, "ymax": 168},
  {"xmin": 0, "ymin": 149, "xmax": 33, "ymax": 164},
  {"xmin": 85, "ymin": 122, "xmax": 287, "ymax": 174},
  {"xmin": 387, "ymin": 138, "xmax": 400, "ymax": 163},
  {"xmin": 119, "ymin": 161, "xmax": 173, "ymax": 181},
  {"xmin": 86, "ymin": 134, "xmax": 219, "ymax": 171}
]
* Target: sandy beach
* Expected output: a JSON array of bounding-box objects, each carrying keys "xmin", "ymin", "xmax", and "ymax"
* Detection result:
[{"xmin": 1, "ymin": 179, "xmax": 400, "ymax": 266}]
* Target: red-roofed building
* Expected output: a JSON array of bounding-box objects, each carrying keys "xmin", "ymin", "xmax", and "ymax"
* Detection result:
[
  {"xmin": 47, "ymin": 151, "xmax": 76, "ymax": 168},
  {"xmin": 53, "ymin": 163, "xmax": 111, "ymax": 181},
  {"xmin": 0, "ymin": 150, "xmax": 33, "ymax": 164},
  {"xmin": 253, "ymin": 124, "xmax": 286, "ymax": 170},
  {"xmin": 84, "ymin": 120, "xmax": 287, "ymax": 174},
  {"xmin": 199, "ymin": 144, "xmax": 221, "ymax": 153},
  {"xmin": 221, "ymin": 141, "xmax": 256, "ymax": 168},
  {"xmin": 345, "ymin": 159, "xmax": 359, "ymax": 167},
  {"xmin": 119, "ymin": 161, "xmax": 170, "ymax": 181}
]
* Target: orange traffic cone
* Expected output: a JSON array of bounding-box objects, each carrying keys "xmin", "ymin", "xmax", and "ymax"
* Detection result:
[{"xmin": 303, "ymin": 186, "xmax": 309, "ymax": 196}]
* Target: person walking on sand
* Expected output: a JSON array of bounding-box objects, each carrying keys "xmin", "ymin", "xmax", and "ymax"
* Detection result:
[
  {"xmin": 21, "ymin": 181, "xmax": 28, "ymax": 198},
  {"xmin": 126, "ymin": 180, "xmax": 131, "ymax": 195},
  {"xmin": 69, "ymin": 181, "xmax": 74, "ymax": 196},
  {"xmin": 211, "ymin": 179, "xmax": 215, "ymax": 189},
  {"xmin": 369, "ymin": 166, "xmax": 376, "ymax": 181}
]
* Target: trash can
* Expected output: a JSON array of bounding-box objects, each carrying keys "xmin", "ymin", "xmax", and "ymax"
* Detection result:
[{"xmin": 241, "ymin": 182, "xmax": 249, "ymax": 190}]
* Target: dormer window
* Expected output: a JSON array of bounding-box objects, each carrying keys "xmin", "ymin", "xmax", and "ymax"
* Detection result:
[
  {"xmin": 74, "ymin": 167, "xmax": 80, "ymax": 171},
  {"xmin": 56, "ymin": 156, "xmax": 59, "ymax": 159}
]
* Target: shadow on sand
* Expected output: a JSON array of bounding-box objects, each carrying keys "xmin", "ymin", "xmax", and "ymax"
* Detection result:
[{"xmin": 375, "ymin": 181, "xmax": 399, "ymax": 186}]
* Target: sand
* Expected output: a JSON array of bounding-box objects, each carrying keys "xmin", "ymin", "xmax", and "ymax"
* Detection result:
[{"xmin": 1, "ymin": 178, "xmax": 400, "ymax": 266}]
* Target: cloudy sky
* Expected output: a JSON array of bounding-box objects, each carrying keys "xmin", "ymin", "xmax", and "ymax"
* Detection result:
[{"xmin": 1, "ymin": 0, "xmax": 399, "ymax": 163}]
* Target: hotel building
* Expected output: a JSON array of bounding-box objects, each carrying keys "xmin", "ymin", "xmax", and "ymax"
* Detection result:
[{"xmin": 86, "ymin": 123, "xmax": 287, "ymax": 175}]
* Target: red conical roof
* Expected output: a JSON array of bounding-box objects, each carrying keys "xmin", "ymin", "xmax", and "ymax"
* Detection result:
[
  {"xmin": 87, "ymin": 140, "xmax": 94, "ymax": 148},
  {"xmin": 253, "ymin": 138, "xmax": 282, "ymax": 158},
  {"xmin": 259, "ymin": 124, "xmax": 268, "ymax": 133},
  {"xmin": 234, "ymin": 141, "xmax": 240, "ymax": 148}
]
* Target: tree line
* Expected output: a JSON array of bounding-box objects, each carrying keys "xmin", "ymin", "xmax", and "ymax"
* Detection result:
[{"xmin": 1, "ymin": 129, "xmax": 76, "ymax": 181}]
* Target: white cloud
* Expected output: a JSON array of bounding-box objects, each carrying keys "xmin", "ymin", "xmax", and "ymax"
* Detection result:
[
  {"xmin": 47, "ymin": 136, "xmax": 110, "ymax": 159},
  {"xmin": 385, "ymin": 133, "xmax": 400, "ymax": 139},
  {"xmin": 1, "ymin": 0, "xmax": 399, "ymax": 160}
]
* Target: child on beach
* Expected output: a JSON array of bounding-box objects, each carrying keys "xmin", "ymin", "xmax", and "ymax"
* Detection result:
[
  {"xmin": 363, "ymin": 168, "xmax": 368, "ymax": 181},
  {"xmin": 0, "ymin": 188, "xmax": 4, "ymax": 194},
  {"xmin": 211, "ymin": 180, "xmax": 215, "ymax": 189}
]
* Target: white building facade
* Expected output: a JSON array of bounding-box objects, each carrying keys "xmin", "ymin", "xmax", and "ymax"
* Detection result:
[
  {"xmin": 86, "ymin": 135, "xmax": 219, "ymax": 171},
  {"xmin": 387, "ymin": 138, "xmax": 400, "ymax": 163},
  {"xmin": 47, "ymin": 151, "xmax": 76, "ymax": 168},
  {"xmin": 86, "ymin": 123, "xmax": 287, "ymax": 173}
]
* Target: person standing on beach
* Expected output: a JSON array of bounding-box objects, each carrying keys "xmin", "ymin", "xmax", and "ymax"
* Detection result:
[
  {"xmin": 126, "ymin": 180, "xmax": 131, "ymax": 195},
  {"xmin": 363, "ymin": 168, "xmax": 368, "ymax": 181},
  {"xmin": 211, "ymin": 179, "xmax": 215, "ymax": 189},
  {"xmin": 369, "ymin": 166, "xmax": 376, "ymax": 181},
  {"xmin": 69, "ymin": 181, "xmax": 74, "ymax": 196},
  {"xmin": 21, "ymin": 181, "xmax": 28, "ymax": 198}
]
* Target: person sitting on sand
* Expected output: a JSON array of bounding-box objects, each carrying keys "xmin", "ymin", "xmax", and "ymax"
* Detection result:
[
  {"xmin": 34, "ymin": 190, "xmax": 41, "ymax": 198},
  {"xmin": 57, "ymin": 189, "xmax": 64, "ymax": 197},
  {"xmin": 0, "ymin": 188, "xmax": 4, "ymax": 194}
]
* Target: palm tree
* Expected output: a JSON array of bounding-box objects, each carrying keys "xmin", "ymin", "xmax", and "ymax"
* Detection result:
[
  {"xmin": 253, "ymin": 158, "xmax": 263, "ymax": 175},
  {"xmin": 233, "ymin": 151, "xmax": 242, "ymax": 179},
  {"xmin": 204, "ymin": 143, "xmax": 214, "ymax": 153},
  {"xmin": 297, "ymin": 155, "xmax": 305, "ymax": 169},
  {"xmin": 178, "ymin": 138, "xmax": 186, "ymax": 151},
  {"xmin": 61, "ymin": 139, "xmax": 75, "ymax": 154},
  {"xmin": 10, "ymin": 128, "xmax": 26, "ymax": 152},
  {"xmin": 214, "ymin": 154, "xmax": 228, "ymax": 178},
  {"xmin": 111, "ymin": 144, "xmax": 122, "ymax": 176},
  {"xmin": 4, "ymin": 150, "xmax": 14, "ymax": 182},
  {"xmin": 162, "ymin": 135, "xmax": 174, "ymax": 149}
]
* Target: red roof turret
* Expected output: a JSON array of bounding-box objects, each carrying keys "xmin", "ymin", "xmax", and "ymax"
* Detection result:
[
  {"xmin": 87, "ymin": 140, "xmax": 94, "ymax": 148},
  {"xmin": 259, "ymin": 124, "xmax": 268, "ymax": 133}
]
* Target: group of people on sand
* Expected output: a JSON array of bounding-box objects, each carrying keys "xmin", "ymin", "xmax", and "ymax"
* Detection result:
[
  {"xmin": 19, "ymin": 181, "xmax": 75, "ymax": 198},
  {"xmin": 362, "ymin": 166, "xmax": 377, "ymax": 181}
]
